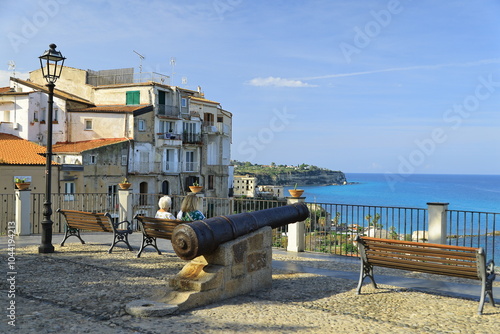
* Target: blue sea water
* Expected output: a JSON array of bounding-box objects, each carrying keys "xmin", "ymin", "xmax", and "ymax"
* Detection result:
[
  {"xmin": 290, "ymin": 173, "xmax": 500, "ymax": 261},
  {"xmin": 297, "ymin": 173, "xmax": 500, "ymax": 213}
]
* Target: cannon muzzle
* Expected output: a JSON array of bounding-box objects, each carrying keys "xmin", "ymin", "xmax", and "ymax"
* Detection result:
[{"xmin": 172, "ymin": 202, "xmax": 309, "ymax": 260}]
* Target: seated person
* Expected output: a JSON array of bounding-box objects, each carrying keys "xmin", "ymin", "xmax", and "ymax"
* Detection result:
[
  {"xmin": 177, "ymin": 193, "xmax": 206, "ymax": 221},
  {"xmin": 155, "ymin": 196, "xmax": 176, "ymax": 219}
]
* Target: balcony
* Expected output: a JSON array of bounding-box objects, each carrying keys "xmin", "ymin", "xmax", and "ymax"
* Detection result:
[
  {"xmin": 157, "ymin": 133, "xmax": 182, "ymax": 146},
  {"xmin": 157, "ymin": 104, "xmax": 180, "ymax": 118},
  {"xmin": 202, "ymin": 122, "xmax": 230, "ymax": 136},
  {"xmin": 182, "ymin": 132, "xmax": 202, "ymax": 145},
  {"xmin": 182, "ymin": 161, "xmax": 200, "ymax": 172}
]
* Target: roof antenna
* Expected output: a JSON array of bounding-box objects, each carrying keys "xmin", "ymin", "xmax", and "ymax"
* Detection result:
[
  {"xmin": 133, "ymin": 50, "xmax": 145, "ymax": 73},
  {"xmin": 8, "ymin": 60, "xmax": 17, "ymax": 90},
  {"xmin": 170, "ymin": 57, "xmax": 176, "ymax": 86}
]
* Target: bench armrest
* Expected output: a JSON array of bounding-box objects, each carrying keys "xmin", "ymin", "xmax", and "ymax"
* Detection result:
[{"xmin": 112, "ymin": 219, "xmax": 133, "ymax": 233}]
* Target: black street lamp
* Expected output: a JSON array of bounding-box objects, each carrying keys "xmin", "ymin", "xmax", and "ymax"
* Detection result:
[{"xmin": 38, "ymin": 44, "xmax": 65, "ymax": 254}]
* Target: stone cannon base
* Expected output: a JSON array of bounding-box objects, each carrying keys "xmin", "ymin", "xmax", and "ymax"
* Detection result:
[{"xmin": 126, "ymin": 226, "xmax": 273, "ymax": 317}]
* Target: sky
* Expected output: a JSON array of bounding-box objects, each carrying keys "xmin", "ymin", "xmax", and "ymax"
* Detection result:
[{"xmin": 1, "ymin": 0, "xmax": 500, "ymax": 175}]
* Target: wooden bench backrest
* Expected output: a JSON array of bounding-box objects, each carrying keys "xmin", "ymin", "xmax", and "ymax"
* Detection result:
[
  {"xmin": 135, "ymin": 216, "xmax": 183, "ymax": 240},
  {"xmin": 58, "ymin": 209, "xmax": 113, "ymax": 233},
  {"xmin": 357, "ymin": 236, "xmax": 483, "ymax": 281}
]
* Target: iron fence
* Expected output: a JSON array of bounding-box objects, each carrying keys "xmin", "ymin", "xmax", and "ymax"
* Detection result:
[
  {"xmin": 447, "ymin": 209, "xmax": 499, "ymax": 262},
  {"xmin": 303, "ymin": 203, "xmax": 428, "ymax": 256},
  {"xmin": 2, "ymin": 192, "xmax": 499, "ymax": 263},
  {"xmin": 0, "ymin": 194, "xmax": 15, "ymax": 235}
]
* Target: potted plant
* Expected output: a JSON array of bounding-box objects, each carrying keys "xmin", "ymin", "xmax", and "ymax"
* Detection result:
[
  {"xmin": 15, "ymin": 177, "xmax": 31, "ymax": 190},
  {"xmin": 189, "ymin": 181, "xmax": 203, "ymax": 193},
  {"xmin": 288, "ymin": 183, "xmax": 304, "ymax": 197},
  {"xmin": 118, "ymin": 178, "xmax": 132, "ymax": 190}
]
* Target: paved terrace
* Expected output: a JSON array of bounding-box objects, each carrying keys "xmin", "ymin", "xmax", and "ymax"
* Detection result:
[{"xmin": 1, "ymin": 233, "xmax": 498, "ymax": 333}]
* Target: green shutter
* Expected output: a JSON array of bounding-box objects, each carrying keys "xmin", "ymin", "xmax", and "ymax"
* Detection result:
[{"xmin": 126, "ymin": 91, "xmax": 140, "ymax": 105}]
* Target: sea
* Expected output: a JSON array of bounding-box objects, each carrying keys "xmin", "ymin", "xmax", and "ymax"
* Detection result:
[
  {"xmin": 285, "ymin": 173, "xmax": 500, "ymax": 261},
  {"xmin": 294, "ymin": 173, "xmax": 500, "ymax": 213}
]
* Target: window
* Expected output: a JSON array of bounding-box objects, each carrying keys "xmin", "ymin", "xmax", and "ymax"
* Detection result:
[
  {"xmin": 159, "ymin": 90, "xmax": 166, "ymax": 105},
  {"xmin": 217, "ymin": 116, "xmax": 223, "ymax": 123},
  {"xmin": 54, "ymin": 108, "xmax": 58, "ymax": 122},
  {"xmin": 64, "ymin": 182, "xmax": 75, "ymax": 201},
  {"xmin": 181, "ymin": 97, "xmax": 187, "ymax": 107},
  {"xmin": 40, "ymin": 108, "xmax": 46, "ymax": 122},
  {"xmin": 89, "ymin": 155, "xmax": 96, "ymax": 164},
  {"xmin": 126, "ymin": 91, "xmax": 140, "ymax": 105},
  {"xmin": 208, "ymin": 175, "xmax": 214, "ymax": 190},
  {"xmin": 3, "ymin": 110, "xmax": 10, "ymax": 122},
  {"xmin": 85, "ymin": 119, "xmax": 93, "ymax": 130},
  {"xmin": 185, "ymin": 151, "xmax": 195, "ymax": 171},
  {"xmin": 138, "ymin": 119, "xmax": 145, "ymax": 131},
  {"xmin": 121, "ymin": 155, "xmax": 127, "ymax": 166}
]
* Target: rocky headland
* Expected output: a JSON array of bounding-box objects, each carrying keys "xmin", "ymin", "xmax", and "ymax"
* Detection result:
[{"xmin": 233, "ymin": 161, "xmax": 347, "ymax": 186}]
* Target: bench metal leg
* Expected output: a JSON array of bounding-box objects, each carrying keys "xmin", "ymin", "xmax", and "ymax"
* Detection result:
[
  {"xmin": 60, "ymin": 227, "xmax": 85, "ymax": 246},
  {"xmin": 108, "ymin": 231, "xmax": 133, "ymax": 253},
  {"xmin": 136, "ymin": 236, "xmax": 162, "ymax": 258},
  {"xmin": 478, "ymin": 262, "xmax": 496, "ymax": 315},
  {"xmin": 356, "ymin": 261, "xmax": 377, "ymax": 294}
]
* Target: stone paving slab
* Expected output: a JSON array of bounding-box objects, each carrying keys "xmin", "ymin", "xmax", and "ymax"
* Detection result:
[{"xmin": 1, "ymin": 234, "xmax": 498, "ymax": 333}]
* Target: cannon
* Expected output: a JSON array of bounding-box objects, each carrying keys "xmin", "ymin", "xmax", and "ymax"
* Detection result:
[{"xmin": 171, "ymin": 202, "xmax": 309, "ymax": 260}]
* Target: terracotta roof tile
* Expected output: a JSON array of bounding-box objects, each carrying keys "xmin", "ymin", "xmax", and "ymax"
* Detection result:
[
  {"xmin": 0, "ymin": 87, "xmax": 11, "ymax": 93},
  {"xmin": 68, "ymin": 105, "xmax": 152, "ymax": 113},
  {"xmin": 0, "ymin": 133, "xmax": 50, "ymax": 165},
  {"xmin": 53, "ymin": 138, "xmax": 130, "ymax": 153}
]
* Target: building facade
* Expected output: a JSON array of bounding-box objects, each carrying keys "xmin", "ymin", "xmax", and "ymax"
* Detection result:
[{"xmin": 0, "ymin": 66, "xmax": 232, "ymax": 198}]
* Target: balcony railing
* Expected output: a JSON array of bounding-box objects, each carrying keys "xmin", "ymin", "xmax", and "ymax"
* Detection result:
[
  {"xmin": 183, "ymin": 161, "xmax": 199, "ymax": 172},
  {"xmin": 157, "ymin": 132, "xmax": 182, "ymax": 141},
  {"xmin": 182, "ymin": 132, "xmax": 202, "ymax": 144},
  {"xmin": 157, "ymin": 105, "xmax": 180, "ymax": 117}
]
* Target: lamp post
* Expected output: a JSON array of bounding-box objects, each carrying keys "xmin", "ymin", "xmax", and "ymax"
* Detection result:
[{"xmin": 38, "ymin": 44, "xmax": 65, "ymax": 254}]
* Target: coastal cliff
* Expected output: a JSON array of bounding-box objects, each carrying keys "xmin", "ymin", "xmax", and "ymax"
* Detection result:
[{"xmin": 233, "ymin": 161, "xmax": 347, "ymax": 186}]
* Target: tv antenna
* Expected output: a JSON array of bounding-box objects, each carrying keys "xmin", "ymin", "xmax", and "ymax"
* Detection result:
[
  {"xmin": 133, "ymin": 50, "xmax": 145, "ymax": 73},
  {"xmin": 170, "ymin": 57, "xmax": 176, "ymax": 86},
  {"xmin": 8, "ymin": 60, "xmax": 16, "ymax": 78}
]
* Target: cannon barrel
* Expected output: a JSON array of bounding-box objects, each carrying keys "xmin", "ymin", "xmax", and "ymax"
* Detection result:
[{"xmin": 172, "ymin": 202, "xmax": 309, "ymax": 260}]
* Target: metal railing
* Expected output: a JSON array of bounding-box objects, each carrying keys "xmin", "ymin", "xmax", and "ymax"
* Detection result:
[
  {"xmin": 447, "ymin": 209, "xmax": 499, "ymax": 262},
  {"xmin": 302, "ymin": 203, "xmax": 428, "ymax": 256},
  {"xmin": 0, "ymin": 194, "xmax": 15, "ymax": 235},
  {"xmin": 30, "ymin": 193, "xmax": 119, "ymax": 234},
  {"xmin": 3, "ymin": 192, "xmax": 498, "ymax": 263}
]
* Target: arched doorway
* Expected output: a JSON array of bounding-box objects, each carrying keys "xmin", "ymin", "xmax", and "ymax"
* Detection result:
[
  {"xmin": 139, "ymin": 182, "xmax": 148, "ymax": 205},
  {"xmin": 162, "ymin": 180, "xmax": 170, "ymax": 195}
]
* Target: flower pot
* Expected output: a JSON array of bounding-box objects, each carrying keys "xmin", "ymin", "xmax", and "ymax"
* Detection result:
[
  {"xmin": 189, "ymin": 186, "xmax": 203, "ymax": 193},
  {"xmin": 118, "ymin": 183, "xmax": 131, "ymax": 190},
  {"xmin": 288, "ymin": 189, "xmax": 304, "ymax": 197},
  {"xmin": 16, "ymin": 182, "xmax": 30, "ymax": 190}
]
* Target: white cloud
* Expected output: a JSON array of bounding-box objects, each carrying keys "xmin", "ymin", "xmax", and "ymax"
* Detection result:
[{"xmin": 247, "ymin": 76, "xmax": 316, "ymax": 87}]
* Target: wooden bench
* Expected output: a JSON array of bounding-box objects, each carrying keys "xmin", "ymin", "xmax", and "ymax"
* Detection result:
[
  {"xmin": 57, "ymin": 209, "xmax": 133, "ymax": 253},
  {"xmin": 134, "ymin": 215, "xmax": 183, "ymax": 258},
  {"xmin": 355, "ymin": 236, "xmax": 496, "ymax": 315}
]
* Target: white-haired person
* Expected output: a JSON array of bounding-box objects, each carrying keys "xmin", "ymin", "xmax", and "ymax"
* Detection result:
[{"xmin": 155, "ymin": 195, "xmax": 176, "ymax": 219}]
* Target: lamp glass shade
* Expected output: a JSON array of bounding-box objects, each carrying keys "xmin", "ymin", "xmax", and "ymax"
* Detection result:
[{"xmin": 39, "ymin": 44, "xmax": 65, "ymax": 83}]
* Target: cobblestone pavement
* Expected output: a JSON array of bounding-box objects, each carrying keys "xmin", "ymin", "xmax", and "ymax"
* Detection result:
[{"xmin": 1, "ymin": 235, "xmax": 498, "ymax": 333}]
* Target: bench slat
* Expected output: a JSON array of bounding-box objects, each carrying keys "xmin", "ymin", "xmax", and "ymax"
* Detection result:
[
  {"xmin": 366, "ymin": 247, "xmax": 477, "ymax": 263},
  {"xmin": 364, "ymin": 242, "xmax": 477, "ymax": 260}
]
